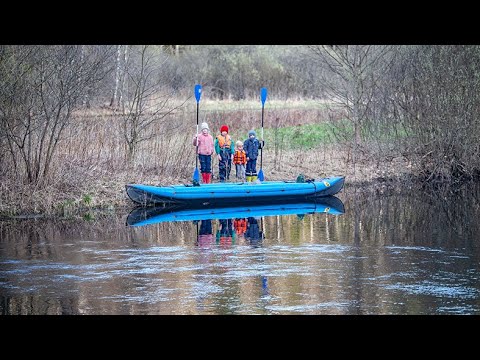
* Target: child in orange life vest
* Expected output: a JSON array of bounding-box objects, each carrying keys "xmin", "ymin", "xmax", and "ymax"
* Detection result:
[
  {"xmin": 193, "ymin": 122, "xmax": 214, "ymax": 183},
  {"xmin": 214, "ymin": 125, "xmax": 234, "ymax": 182},
  {"xmin": 233, "ymin": 140, "xmax": 247, "ymax": 181}
]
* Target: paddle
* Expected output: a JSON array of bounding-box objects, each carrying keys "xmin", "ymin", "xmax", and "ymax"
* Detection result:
[
  {"xmin": 258, "ymin": 87, "xmax": 267, "ymax": 181},
  {"xmin": 193, "ymin": 84, "xmax": 202, "ymax": 183}
]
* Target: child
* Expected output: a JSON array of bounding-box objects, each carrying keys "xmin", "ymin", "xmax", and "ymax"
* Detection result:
[
  {"xmin": 245, "ymin": 217, "xmax": 264, "ymax": 246},
  {"xmin": 216, "ymin": 219, "xmax": 235, "ymax": 247},
  {"xmin": 197, "ymin": 219, "xmax": 214, "ymax": 248},
  {"xmin": 234, "ymin": 218, "xmax": 247, "ymax": 236},
  {"xmin": 233, "ymin": 140, "xmax": 247, "ymax": 181},
  {"xmin": 243, "ymin": 129, "xmax": 264, "ymax": 182},
  {"xmin": 214, "ymin": 125, "xmax": 234, "ymax": 182},
  {"xmin": 193, "ymin": 122, "xmax": 214, "ymax": 183}
]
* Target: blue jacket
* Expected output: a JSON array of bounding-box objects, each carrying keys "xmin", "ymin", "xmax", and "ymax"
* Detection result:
[{"xmin": 243, "ymin": 137, "xmax": 263, "ymax": 160}]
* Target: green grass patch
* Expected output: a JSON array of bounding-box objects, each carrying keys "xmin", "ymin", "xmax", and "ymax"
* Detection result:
[
  {"xmin": 82, "ymin": 194, "xmax": 92, "ymax": 206},
  {"xmin": 83, "ymin": 212, "xmax": 95, "ymax": 221},
  {"xmin": 264, "ymin": 122, "xmax": 352, "ymax": 149}
]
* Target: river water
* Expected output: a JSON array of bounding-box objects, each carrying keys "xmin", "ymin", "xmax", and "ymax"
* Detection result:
[{"xmin": 1, "ymin": 186, "xmax": 479, "ymax": 315}]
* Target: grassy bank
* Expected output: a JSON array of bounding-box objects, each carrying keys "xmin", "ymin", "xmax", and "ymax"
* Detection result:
[
  {"xmin": 0, "ymin": 103, "xmax": 409, "ymax": 218},
  {"xmin": 0, "ymin": 144, "xmax": 410, "ymax": 219}
]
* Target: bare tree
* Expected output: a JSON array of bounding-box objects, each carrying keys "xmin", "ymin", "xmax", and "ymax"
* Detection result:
[
  {"xmin": 306, "ymin": 45, "xmax": 394, "ymax": 178},
  {"xmin": 0, "ymin": 45, "xmax": 113, "ymax": 185},
  {"xmin": 118, "ymin": 45, "xmax": 129, "ymax": 111},
  {"xmin": 110, "ymin": 45, "xmax": 122, "ymax": 108},
  {"xmin": 382, "ymin": 45, "xmax": 480, "ymax": 185},
  {"xmin": 119, "ymin": 45, "xmax": 187, "ymax": 163}
]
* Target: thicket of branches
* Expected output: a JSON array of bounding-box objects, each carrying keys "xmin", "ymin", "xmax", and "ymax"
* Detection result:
[
  {"xmin": 374, "ymin": 45, "xmax": 480, "ymax": 185},
  {"xmin": 303, "ymin": 45, "xmax": 480, "ymax": 186},
  {"xmin": 0, "ymin": 45, "xmax": 112, "ymax": 186}
]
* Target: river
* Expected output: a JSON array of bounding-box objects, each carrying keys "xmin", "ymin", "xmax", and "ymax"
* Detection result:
[{"xmin": 1, "ymin": 186, "xmax": 479, "ymax": 315}]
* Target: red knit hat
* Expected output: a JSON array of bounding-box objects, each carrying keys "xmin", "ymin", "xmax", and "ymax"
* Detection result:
[{"xmin": 220, "ymin": 125, "xmax": 229, "ymax": 133}]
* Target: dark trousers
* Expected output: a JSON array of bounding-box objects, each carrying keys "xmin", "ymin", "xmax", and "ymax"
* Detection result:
[
  {"xmin": 246, "ymin": 159, "xmax": 257, "ymax": 176},
  {"xmin": 218, "ymin": 150, "xmax": 232, "ymax": 181},
  {"xmin": 219, "ymin": 219, "xmax": 233, "ymax": 236},
  {"xmin": 200, "ymin": 220, "xmax": 212, "ymax": 235},
  {"xmin": 199, "ymin": 154, "xmax": 211, "ymax": 174}
]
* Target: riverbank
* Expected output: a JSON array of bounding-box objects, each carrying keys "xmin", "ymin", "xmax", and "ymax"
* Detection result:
[{"xmin": 0, "ymin": 146, "xmax": 412, "ymax": 219}]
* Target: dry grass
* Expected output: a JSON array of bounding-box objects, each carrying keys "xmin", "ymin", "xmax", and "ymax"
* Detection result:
[
  {"xmin": 0, "ymin": 145, "xmax": 410, "ymax": 217},
  {"xmin": 0, "ymin": 105, "xmax": 409, "ymax": 217}
]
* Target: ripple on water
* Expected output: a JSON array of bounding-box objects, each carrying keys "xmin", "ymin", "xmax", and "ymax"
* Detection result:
[
  {"xmin": 386, "ymin": 246, "xmax": 446, "ymax": 253},
  {"xmin": 436, "ymin": 305, "xmax": 478, "ymax": 315},
  {"xmin": 384, "ymin": 281, "xmax": 479, "ymax": 299},
  {"xmin": 266, "ymin": 301, "xmax": 351, "ymax": 313},
  {"xmin": 101, "ymin": 288, "xmax": 175, "ymax": 304}
]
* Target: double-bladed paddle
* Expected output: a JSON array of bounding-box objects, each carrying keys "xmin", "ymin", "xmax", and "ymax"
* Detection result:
[
  {"xmin": 258, "ymin": 87, "xmax": 267, "ymax": 181},
  {"xmin": 193, "ymin": 84, "xmax": 202, "ymax": 183}
]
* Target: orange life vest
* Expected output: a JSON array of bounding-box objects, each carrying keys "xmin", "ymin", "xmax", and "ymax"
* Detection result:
[
  {"xmin": 233, "ymin": 150, "xmax": 247, "ymax": 165},
  {"xmin": 234, "ymin": 218, "xmax": 247, "ymax": 235},
  {"xmin": 217, "ymin": 134, "xmax": 232, "ymax": 149}
]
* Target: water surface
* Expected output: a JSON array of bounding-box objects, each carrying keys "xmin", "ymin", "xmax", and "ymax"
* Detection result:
[{"xmin": 1, "ymin": 189, "xmax": 479, "ymax": 315}]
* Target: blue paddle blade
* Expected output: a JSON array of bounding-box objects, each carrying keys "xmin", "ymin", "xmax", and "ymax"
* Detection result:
[
  {"xmin": 260, "ymin": 87, "xmax": 267, "ymax": 105},
  {"xmin": 258, "ymin": 169, "xmax": 265, "ymax": 181},
  {"xmin": 194, "ymin": 84, "xmax": 202, "ymax": 103},
  {"xmin": 193, "ymin": 167, "xmax": 200, "ymax": 182}
]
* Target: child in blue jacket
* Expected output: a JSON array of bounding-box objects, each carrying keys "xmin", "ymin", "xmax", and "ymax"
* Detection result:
[{"xmin": 243, "ymin": 129, "xmax": 264, "ymax": 182}]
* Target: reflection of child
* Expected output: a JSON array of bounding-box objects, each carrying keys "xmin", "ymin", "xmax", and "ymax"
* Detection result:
[
  {"xmin": 245, "ymin": 217, "xmax": 264, "ymax": 245},
  {"xmin": 233, "ymin": 141, "xmax": 247, "ymax": 182},
  {"xmin": 197, "ymin": 219, "xmax": 214, "ymax": 247},
  {"xmin": 234, "ymin": 218, "xmax": 247, "ymax": 236},
  {"xmin": 216, "ymin": 219, "xmax": 236, "ymax": 246}
]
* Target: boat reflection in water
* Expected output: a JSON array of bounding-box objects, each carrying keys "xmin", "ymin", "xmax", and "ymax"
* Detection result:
[
  {"xmin": 126, "ymin": 196, "xmax": 345, "ymax": 227},
  {"xmin": 127, "ymin": 197, "xmax": 344, "ymax": 256}
]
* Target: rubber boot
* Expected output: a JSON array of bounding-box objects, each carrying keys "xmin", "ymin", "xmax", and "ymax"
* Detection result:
[
  {"xmin": 205, "ymin": 173, "xmax": 212, "ymax": 184},
  {"xmin": 251, "ymin": 175, "xmax": 258, "ymax": 182},
  {"xmin": 246, "ymin": 176, "xmax": 252, "ymax": 182},
  {"xmin": 202, "ymin": 173, "xmax": 207, "ymax": 184}
]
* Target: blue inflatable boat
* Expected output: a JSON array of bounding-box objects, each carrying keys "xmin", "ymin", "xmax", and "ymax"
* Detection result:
[{"xmin": 125, "ymin": 176, "xmax": 345, "ymax": 207}]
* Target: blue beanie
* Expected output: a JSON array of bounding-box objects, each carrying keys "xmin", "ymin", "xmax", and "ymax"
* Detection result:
[{"xmin": 248, "ymin": 130, "xmax": 256, "ymax": 137}]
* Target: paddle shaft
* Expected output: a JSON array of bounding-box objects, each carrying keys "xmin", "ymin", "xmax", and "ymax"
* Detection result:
[
  {"xmin": 260, "ymin": 104, "xmax": 264, "ymax": 169},
  {"xmin": 192, "ymin": 84, "xmax": 202, "ymax": 183},
  {"xmin": 195, "ymin": 101, "xmax": 199, "ymax": 168}
]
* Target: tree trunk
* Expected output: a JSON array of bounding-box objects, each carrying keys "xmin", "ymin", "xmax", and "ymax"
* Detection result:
[
  {"xmin": 119, "ymin": 45, "xmax": 129, "ymax": 112},
  {"xmin": 110, "ymin": 45, "xmax": 122, "ymax": 108}
]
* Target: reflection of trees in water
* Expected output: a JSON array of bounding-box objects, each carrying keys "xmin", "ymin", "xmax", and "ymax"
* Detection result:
[
  {"xmin": 0, "ymin": 294, "xmax": 80, "ymax": 315},
  {"xmin": 0, "ymin": 216, "xmax": 200, "ymax": 315},
  {"xmin": 337, "ymin": 185, "xmax": 480, "ymax": 255}
]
